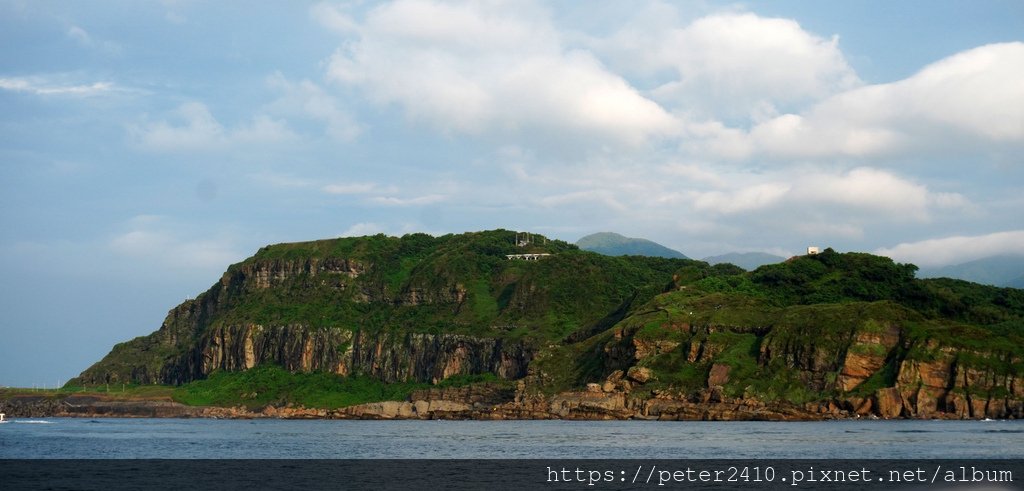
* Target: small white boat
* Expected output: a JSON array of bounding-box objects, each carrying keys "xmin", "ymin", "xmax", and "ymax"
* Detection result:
[{"xmin": 0, "ymin": 413, "xmax": 7, "ymax": 423}]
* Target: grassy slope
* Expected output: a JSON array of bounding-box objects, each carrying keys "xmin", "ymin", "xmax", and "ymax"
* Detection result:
[
  {"xmin": 71, "ymin": 238, "xmax": 1024, "ymax": 409},
  {"xmin": 529, "ymin": 249, "xmax": 1024, "ymax": 402}
]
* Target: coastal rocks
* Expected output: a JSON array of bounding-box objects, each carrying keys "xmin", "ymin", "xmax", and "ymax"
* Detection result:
[
  {"xmin": 548, "ymin": 392, "xmax": 629, "ymax": 419},
  {"xmin": 875, "ymin": 387, "xmax": 904, "ymax": 418},
  {"xmin": 640, "ymin": 392, "xmax": 822, "ymax": 422},
  {"xmin": 895, "ymin": 346, "xmax": 955, "ymax": 418},
  {"xmin": 0, "ymin": 394, "xmax": 202, "ymax": 419}
]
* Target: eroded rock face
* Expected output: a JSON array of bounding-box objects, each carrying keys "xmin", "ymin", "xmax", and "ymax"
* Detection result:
[
  {"xmin": 837, "ymin": 323, "xmax": 900, "ymax": 391},
  {"xmin": 159, "ymin": 326, "xmax": 533, "ymax": 385},
  {"xmin": 707, "ymin": 364, "xmax": 731, "ymax": 387},
  {"xmin": 237, "ymin": 258, "xmax": 365, "ymax": 290},
  {"xmin": 875, "ymin": 387, "xmax": 903, "ymax": 419}
]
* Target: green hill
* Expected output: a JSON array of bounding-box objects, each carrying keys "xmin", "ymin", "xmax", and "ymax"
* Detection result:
[
  {"xmin": 576, "ymin": 232, "xmax": 688, "ymax": 259},
  {"xmin": 70, "ymin": 235, "xmax": 1024, "ymax": 420}
]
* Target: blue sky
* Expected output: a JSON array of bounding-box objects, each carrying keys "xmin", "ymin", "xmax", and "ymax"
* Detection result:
[{"xmin": 1, "ymin": 1, "xmax": 1022, "ymax": 387}]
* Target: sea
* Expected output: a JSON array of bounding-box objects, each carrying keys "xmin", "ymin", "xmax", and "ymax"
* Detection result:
[{"xmin": 1, "ymin": 418, "xmax": 1022, "ymax": 459}]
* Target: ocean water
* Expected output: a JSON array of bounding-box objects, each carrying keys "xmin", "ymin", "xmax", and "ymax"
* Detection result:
[{"xmin": 1, "ymin": 418, "xmax": 1022, "ymax": 459}]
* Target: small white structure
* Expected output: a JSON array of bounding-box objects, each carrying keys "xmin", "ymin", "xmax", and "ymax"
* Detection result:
[
  {"xmin": 807, "ymin": 246, "xmax": 820, "ymax": 255},
  {"xmin": 506, "ymin": 253, "xmax": 551, "ymax": 261},
  {"xmin": 514, "ymin": 231, "xmax": 548, "ymax": 247},
  {"xmin": 0, "ymin": 413, "xmax": 6, "ymax": 423},
  {"xmin": 515, "ymin": 232, "xmax": 532, "ymax": 247}
]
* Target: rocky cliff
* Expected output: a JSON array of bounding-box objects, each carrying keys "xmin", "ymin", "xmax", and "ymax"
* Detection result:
[
  {"xmin": 160, "ymin": 325, "xmax": 531, "ymax": 385},
  {"xmin": 68, "ymin": 233, "xmax": 1024, "ymax": 420},
  {"xmin": 74, "ymin": 231, "xmax": 682, "ymax": 388}
]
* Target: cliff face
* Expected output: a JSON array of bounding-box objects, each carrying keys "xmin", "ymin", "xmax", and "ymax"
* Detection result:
[
  {"xmin": 77, "ymin": 254, "xmax": 536, "ymax": 386},
  {"xmin": 71, "ymin": 233, "xmax": 1024, "ymax": 420},
  {"xmin": 565, "ymin": 298, "xmax": 1024, "ymax": 420},
  {"xmin": 159, "ymin": 325, "xmax": 530, "ymax": 385},
  {"xmin": 74, "ymin": 231, "xmax": 681, "ymax": 388}
]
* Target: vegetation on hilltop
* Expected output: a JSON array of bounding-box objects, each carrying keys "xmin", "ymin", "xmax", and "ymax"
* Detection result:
[{"xmin": 71, "ymin": 232, "xmax": 1024, "ymax": 415}]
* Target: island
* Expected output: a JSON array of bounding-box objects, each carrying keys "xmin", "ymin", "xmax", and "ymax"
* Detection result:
[{"xmin": 3, "ymin": 230, "xmax": 1021, "ymax": 420}]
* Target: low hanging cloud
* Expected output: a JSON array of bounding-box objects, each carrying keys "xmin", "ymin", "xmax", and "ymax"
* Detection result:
[
  {"xmin": 876, "ymin": 230, "xmax": 1024, "ymax": 268},
  {"xmin": 131, "ymin": 102, "xmax": 297, "ymax": 152},
  {"xmin": 319, "ymin": 0, "xmax": 679, "ymax": 146},
  {"xmin": 704, "ymin": 42, "xmax": 1024, "ymax": 160},
  {"xmin": 689, "ymin": 167, "xmax": 968, "ymax": 221}
]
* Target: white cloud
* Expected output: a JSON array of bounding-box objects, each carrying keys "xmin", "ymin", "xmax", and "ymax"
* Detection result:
[
  {"xmin": 266, "ymin": 73, "xmax": 361, "ymax": 141},
  {"xmin": 875, "ymin": 230, "xmax": 1024, "ymax": 268},
  {"xmin": 321, "ymin": 0, "xmax": 679, "ymax": 146},
  {"xmin": 709, "ymin": 42, "xmax": 1024, "ymax": 160},
  {"xmin": 109, "ymin": 216, "xmax": 243, "ymax": 271},
  {"xmin": 369, "ymin": 194, "xmax": 447, "ymax": 206},
  {"xmin": 322, "ymin": 182, "xmax": 377, "ymax": 194},
  {"xmin": 603, "ymin": 11, "xmax": 860, "ymax": 119},
  {"xmin": 689, "ymin": 167, "xmax": 969, "ymax": 221},
  {"xmin": 692, "ymin": 182, "xmax": 790, "ymax": 214},
  {"xmin": 248, "ymin": 172, "xmax": 315, "ymax": 189},
  {"xmin": 661, "ymin": 163, "xmax": 726, "ymax": 187},
  {"xmin": 311, "ymin": 2, "xmax": 358, "ymax": 34},
  {"xmin": 0, "ymin": 76, "xmax": 116, "ymax": 96},
  {"xmin": 540, "ymin": 189, "xmax": 627, "ymax": 212},
  {"xmin": 790, "ymin": 167, "xmax": 934, "ymax": 220},
  {"xmin": 66, "ymin": 25, "xmax": 122, "ymax": 55},
  {"xmin": 131, "ymin": 102, "xmax": 298, "ymax": 152}
]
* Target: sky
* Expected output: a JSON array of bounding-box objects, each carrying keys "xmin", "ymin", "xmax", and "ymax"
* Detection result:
[{"xmin": 1, "ymin": 0, "xmax": 1022, "ymax": 387}]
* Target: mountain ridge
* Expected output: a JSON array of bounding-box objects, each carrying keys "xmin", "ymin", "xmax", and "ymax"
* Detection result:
[
  {"xmin": 919, "ymin": 254, "xmax": 1024, "ymax": 288},
  {"xmin": 61, "ymin": 231, "xmax": 1024, "ymax": 420},
  {"xmin": 576, "ymin": 232, "xmax": 688, "ymax": 259}
]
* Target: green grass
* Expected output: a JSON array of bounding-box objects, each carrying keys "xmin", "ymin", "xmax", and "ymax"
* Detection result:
[{"xmin": 172, "ymin": 365, "xmax": 433, "ymax": 409}]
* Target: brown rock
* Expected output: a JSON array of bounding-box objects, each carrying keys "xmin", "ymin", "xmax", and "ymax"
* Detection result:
[
  {"xmin": 627, "ymin": 366, "xmax": 654, "ymax": 384},
  {"xmin": 875, "ymin": 387, "xmax": 903, "ymax": 419},
  {"xmin": 707, "ymin": 363, "xmax": 731, "ymax": 387}
]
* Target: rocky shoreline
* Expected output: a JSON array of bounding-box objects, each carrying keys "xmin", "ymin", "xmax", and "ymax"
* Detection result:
[{"xmin": 3, "ymin": 382, "xmax": 1014, "ymax": 421}]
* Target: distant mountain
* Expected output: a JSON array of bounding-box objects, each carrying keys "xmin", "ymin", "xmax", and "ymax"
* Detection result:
[
  {"xmin": 918, "ymin": 254, "xmax": 1024, "ymax": 287},
  {"xmin": 1008, "ymin": 275, "xmax": 1024, "ymax": 289},
  {"xmin": 702, "ymin": 252, "xmax": 785, "ymax": 271},
  {"xmin": 576, "ymin": 232, "xmax": 688, "ymax": 259}
]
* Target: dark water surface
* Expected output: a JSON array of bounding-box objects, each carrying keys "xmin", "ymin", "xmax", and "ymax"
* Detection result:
[{"xmin": 1, "ymin": 418, "xmax": 1022, "ymax": 459}]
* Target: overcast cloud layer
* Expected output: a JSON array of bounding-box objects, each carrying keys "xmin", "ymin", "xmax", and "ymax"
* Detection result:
[{"xmin": 1, "ymin": 1, "xmax": 1022, "ymax": 386}]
